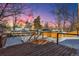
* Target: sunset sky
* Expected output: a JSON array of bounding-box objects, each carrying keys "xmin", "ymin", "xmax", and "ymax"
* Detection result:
[
  {"xmin": 25, "ymin": 3, "xmax": 77, "ymax": 22},
  {"xmin": 3, "ymin": 3, "xmax": 78, "ymax": 28}
]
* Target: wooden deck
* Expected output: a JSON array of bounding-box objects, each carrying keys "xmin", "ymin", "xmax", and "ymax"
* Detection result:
[{"xmin": 0, "ymin": 42, "xmax": 76, "ymax": 56}]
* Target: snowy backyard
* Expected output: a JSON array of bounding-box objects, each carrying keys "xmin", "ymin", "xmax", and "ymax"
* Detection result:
[{"xmin": 3, "ymin": 36, "xmax": 79, "ymax": 48}]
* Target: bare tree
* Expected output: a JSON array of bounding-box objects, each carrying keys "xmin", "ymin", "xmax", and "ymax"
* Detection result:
[
  {"xmin": 10, "ymin": 4, "xmax": 25, "ymax": 30},
  {"xmin": 75, "ymin": 4, "xmax": 79, "ymax": 35},
  {"xmin": 44, "ymin": 22, "xmax": 49, "ymax": 29},
  {"xmin": 0, "ymin": 3, "xmax": 29, "ymax": 48},
  {"xmin": 51, "ymin": 4, "xmax": 63, "ymax": 32},
  {"xmin": 51, "ymin": 4, "xmax": 77, "ymax": 32},
  {"xmin": 0, "ymin": 3, "xmax": 30, "ymax": 31}
]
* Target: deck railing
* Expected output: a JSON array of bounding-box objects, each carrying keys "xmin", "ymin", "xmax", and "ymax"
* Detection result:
[
  {"xmin": 56, "ymin": 33, "xmax": 79, "ymax": 45},
  {"xmin": 0, "ymin": 30, "xmax": 44, "ymax": 48},
  {"xmin": 0, "ymin": 30, "xmax": 79, "ymax": 48}
]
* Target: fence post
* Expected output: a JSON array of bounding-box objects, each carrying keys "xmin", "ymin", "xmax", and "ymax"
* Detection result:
[
  {"xmin": 57, "ymin": 33, "xmax": 59, "ymax": 45},
  {"xmin": 77, "ymin": 29, "xmax": 78, "ymax": 36},
  {"xmin": 42, "ymin": 32, "xmax": 43, "ymax": 39}
]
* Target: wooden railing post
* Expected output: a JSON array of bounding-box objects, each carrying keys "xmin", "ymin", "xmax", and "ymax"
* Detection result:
[
  {"xmin": 0, "ymin": 35, "xmax": 3, "ymax": 48},
  {"xmin": 57, "ymin": 33, "xmax": 59, "ymax": 45}
]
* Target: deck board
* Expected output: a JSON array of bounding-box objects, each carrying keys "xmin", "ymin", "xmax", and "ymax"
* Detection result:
[{"xmin": 0, "ymin": 42, "xmax": 76, "ymax": 56}]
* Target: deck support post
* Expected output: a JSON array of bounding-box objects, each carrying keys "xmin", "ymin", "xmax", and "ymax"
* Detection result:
[
  {"xmin": 0, "ymin": 35, "xmax": 3, "ymax": 48},
  {"xmin": 57, "ymin": 33, "xmax": 59, "ymax": 45}
]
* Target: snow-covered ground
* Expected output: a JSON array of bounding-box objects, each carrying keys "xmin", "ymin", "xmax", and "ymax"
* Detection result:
[
  {"xmin": 3, "ymin": 35, "xmax": 79, "ymax": 48},
  {"xmin": 3, "ymin": 36, "xmax": 33, "ymax": 48}
]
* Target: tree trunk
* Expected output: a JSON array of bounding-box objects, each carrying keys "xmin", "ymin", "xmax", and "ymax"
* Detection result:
[{"xmin": 63, "ymin": 20, "xmax": 66, "ymax": 32}]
